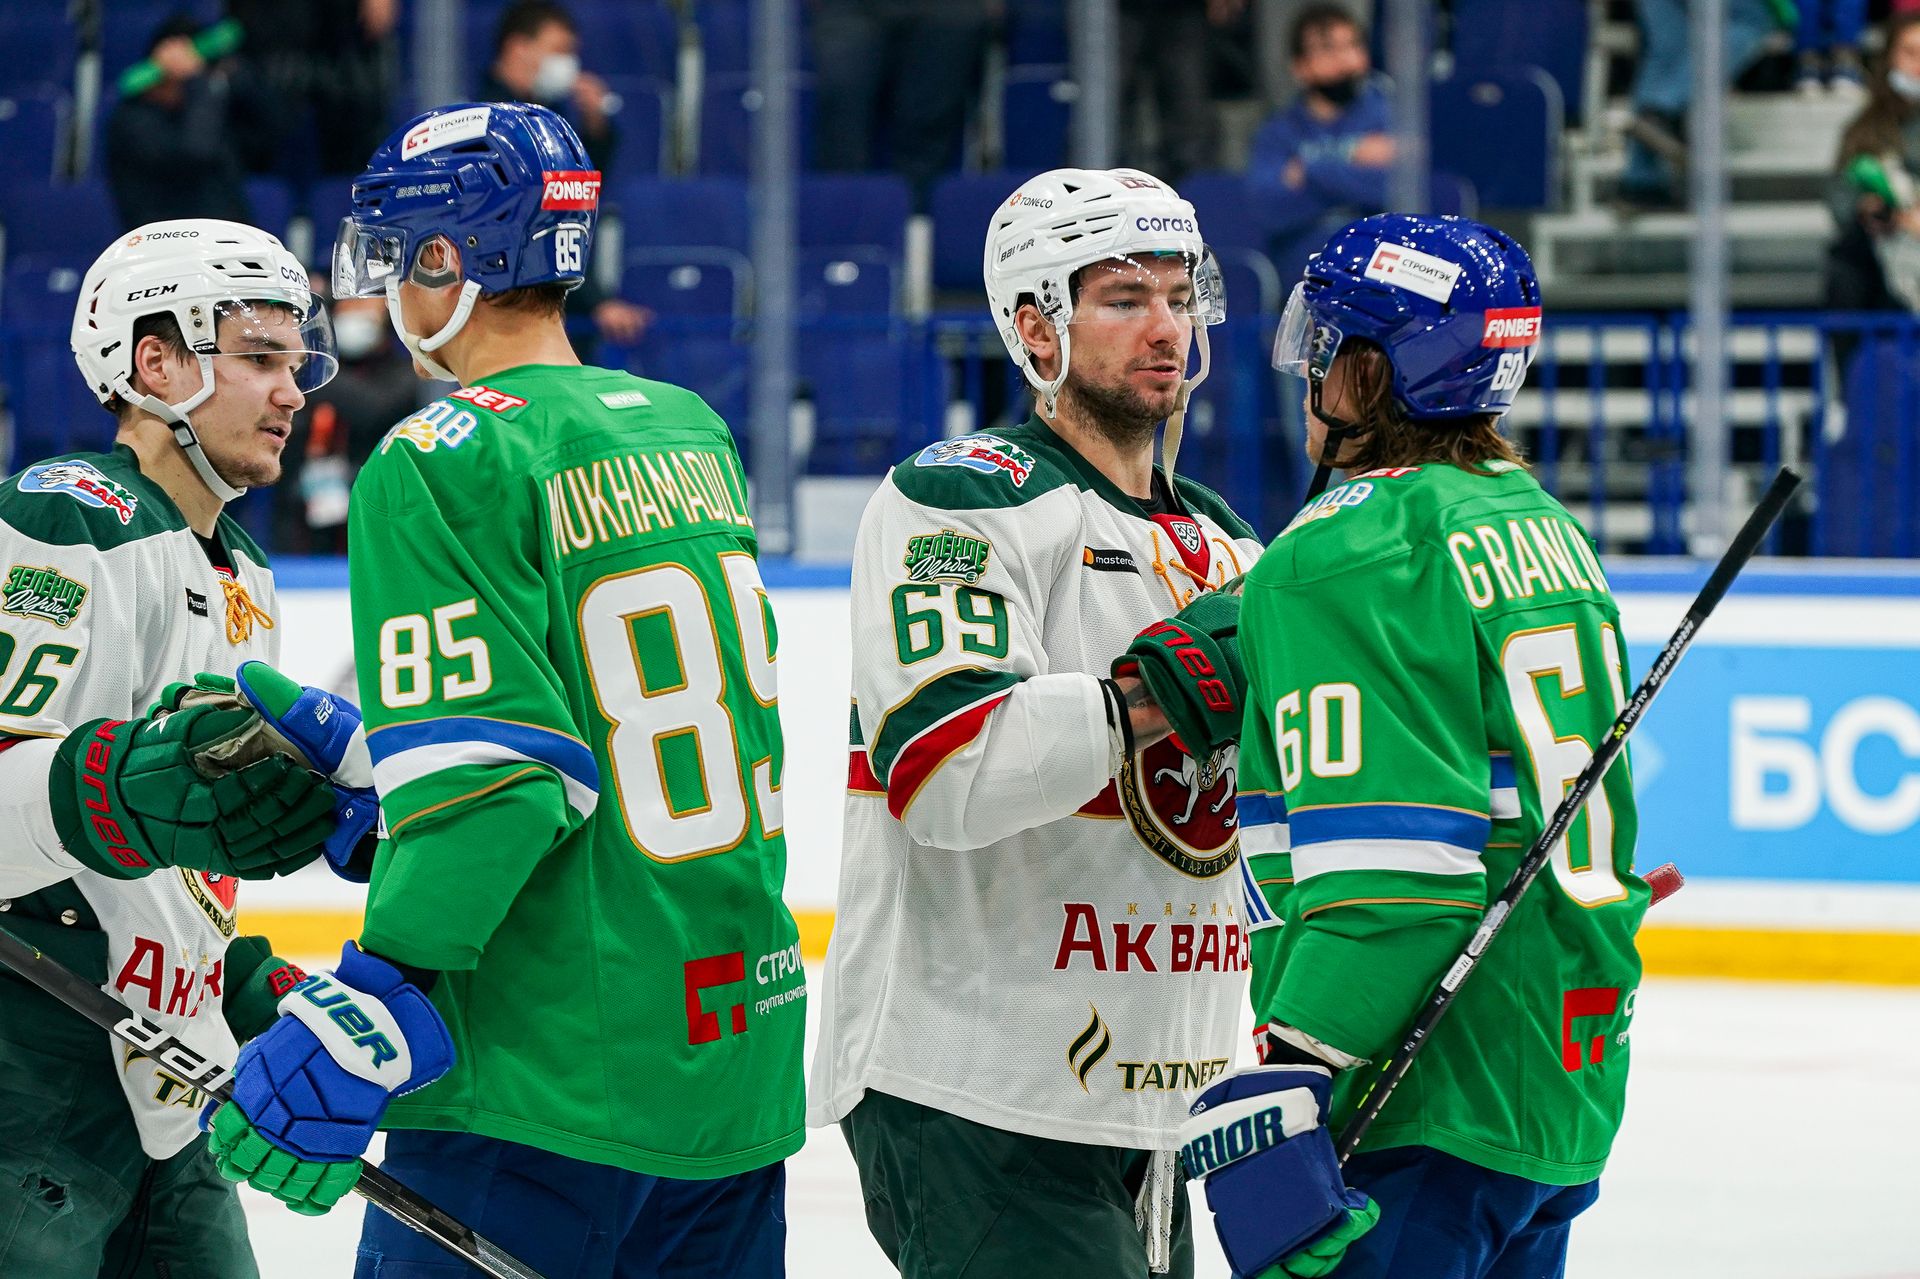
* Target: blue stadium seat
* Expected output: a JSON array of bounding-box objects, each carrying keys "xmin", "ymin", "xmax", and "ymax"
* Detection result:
[
  {"xmin": 1001, "ymin": 66, "xmax": 1073, "ymax": 172},
  {"xmin": 698, "ymin": 0, "xmax": 752, "ymax": 77},
  {"xmin": 0, "ymin": 9, "xmax": 72, "ymax": 94},
  {"xmin": 623, "ymin": 250, "xmax": 752, "ymax": 318},
  {"xmin": 697, "ymin": 73, "xmax": 815, "ymax": 175},
  {"xmin": 2, "ymin": 254, "xmax": 87, "ymax": 328},
  {"xmin": 244, "ymin": 177, "xmax": 295, "ymax": 243},
  {"xmin": 602, "ymin": 76, "xmax": 669, "ymax": 178},
  {"xmin": 461, "ymin": 0, "xmax": 515, "ymax": 79},
  {"xmin": 1451, "ymin": 0, "xmax": 1589, "ymax": 127},
  {"xmin": 0, "ymin": 88, "xmax": 66, "ymax": 184},
  {"xmin": 802, "ymin": 324, "xmax": 915, "ymax": 474},
  {"xmin": 572, "ymin": 1, "xmax": 680, "ymax": 82},
  {"xmin": 614, "ymin": 177, "xmax": 750, "ymax": 250},
  {"xmin": 0, "ymin": 178, "xmax": 121, "ymax": 256},
  {"xmin": 798, "ymin": 174, "xmax": 910, "ymax": 252},
  {"xmin": 1006, "ymin": 1, "xmax": 1069, "ymax": 66},
  {"xmin": 929, "ymin": 171, "xmax": 1019, "ymax": 292},
  {"xmin": 1429, "ymin": 69, "xmax": 1560, "ymax": 210},
  {"xmin": 1427, "ymin": 171, "xmax": 1480, "ymax": 219},
  {"xmin": 797, "ymin": 248, "xmax": 895, "ymax": 316},
  {"xmin": 1823, "ymin": 335, "xmax": 1920, "ymax": 557}
]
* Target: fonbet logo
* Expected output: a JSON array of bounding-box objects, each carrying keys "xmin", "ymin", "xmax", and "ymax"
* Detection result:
[
  {"xmin": 1481, "ymin": 306, "xmax": 1543, "ymax": 348},
  {"xmin": 540, "ymin": 169, "xmax": 602, "ymax": 211}
]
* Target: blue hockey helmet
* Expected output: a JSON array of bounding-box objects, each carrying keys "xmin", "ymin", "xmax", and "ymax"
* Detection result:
[
  {"xmin": 1272, "ymin": 213, "xmax": 1542, "ymax": 421},
  {"xmin": 333, "ymin": 102, "xmax": 600, "ymax": 378}
]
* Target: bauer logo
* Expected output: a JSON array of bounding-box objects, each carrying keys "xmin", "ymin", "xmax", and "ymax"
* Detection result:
[
  {"xmin": 1482, "ymin": 307, "xmax": 1543, "ymax": 348},
  {"xmin": 1363, "ymin": 241, "xmax": 1462, "ymax": 303},
  {"xmin": 540, "ymin": 169, "xmax": 602, "ymax": 210},
  {"xmin": 400, "ymin": 105, "xmax": 492, "ymax": 159}
]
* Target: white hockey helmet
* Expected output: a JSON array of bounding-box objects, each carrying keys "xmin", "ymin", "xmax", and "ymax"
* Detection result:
[
  {"xmin": 983, "ymin": 168, "xmax": 1224, "ymax": 471},
  {"xmin": 72, "ymin": 219, "xmax": 338, "ymax": 502}
]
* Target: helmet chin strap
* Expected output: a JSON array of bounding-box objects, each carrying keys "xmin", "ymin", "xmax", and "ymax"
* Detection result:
[
  {"xmin": 1302, "ymin": 363, "xmax": 1360, "ymax": 505},
  {"xmin": 116, "ymin": 359, "xmax": 247, "ymax": 503},
  {"xmin": 386, "ymin": 279, "xmax": 481, "ymax": 383},
  {"xmin": 1029, "ymin": 324, "xmax": 1073, "ymax": 421},
  {"xmin": 1160, "ymin": 324, "xmax": 1211, "ymax": 491}
]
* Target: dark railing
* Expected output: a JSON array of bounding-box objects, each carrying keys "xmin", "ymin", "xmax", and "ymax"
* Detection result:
[{"xmin": 5, "ymin": 309, "xmax": 1919, "ymax": 556}]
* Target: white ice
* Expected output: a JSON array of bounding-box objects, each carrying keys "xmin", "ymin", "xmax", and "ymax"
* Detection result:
[{"xmin": 243, "ymin": 976, "xmax": 1920, "ymax": 1278}]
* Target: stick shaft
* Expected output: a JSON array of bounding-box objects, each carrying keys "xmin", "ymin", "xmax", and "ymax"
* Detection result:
[
  {"xmin": 1333, "ymin": 467, "xmax": 1802, "ymax": 1162},
  {"xmin": 0, "ymin": 924, "xmax": 548, "ymax": 1279}
]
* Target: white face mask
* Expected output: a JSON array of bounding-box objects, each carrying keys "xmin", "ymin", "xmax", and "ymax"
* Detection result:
[
  {"xmin": 532, "ymin": 52, "xmax": 580, "ymax": 103},
  {"xmin": 333, "ymin": 311, "xmax": 387, "ymax": 361}
]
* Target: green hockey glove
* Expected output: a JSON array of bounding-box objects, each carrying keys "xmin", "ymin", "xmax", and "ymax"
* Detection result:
[
  {"xmin": 204, "ymin": 1102, "xmax": 362, "ymax": 1216},
  {"xmin": 1112, "ymin": 589, "xmax": 1246, "ymax": 754},
  {"xmin": 48, "ymin": 700, "xmax": 335, "ymax": 881},
  {"xmin": 220, "ymin": 934, "xmax": 309, "ymax": 1042}
]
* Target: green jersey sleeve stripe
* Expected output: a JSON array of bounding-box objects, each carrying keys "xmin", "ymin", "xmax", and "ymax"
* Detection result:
[
  {"xmin": 1292, "ymin": 838, "xmax": 1484, "ymax": 880},
  {"xmin": 374, "ymin": 718, "xmax": 599, "ymax": 818},
  {"xmin": 868, "ymin": 666, "xmax": 1021, "ymax": 778}
]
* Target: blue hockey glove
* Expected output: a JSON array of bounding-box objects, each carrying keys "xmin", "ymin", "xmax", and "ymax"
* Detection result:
[
  {"xmin": 1180, "ymin": 1066, "xmax": 1381, "ymax": 1279},
  {"xmin": 168, "ymin": 663, "xmax": 378, "ymax": 880},
  {"xmin": 206, "ymin": 942, "xmax": 453, "ymax": 1200},
  {"xmin": 231, "ymin": 661, "xmax": 377, "ymax": 880}
]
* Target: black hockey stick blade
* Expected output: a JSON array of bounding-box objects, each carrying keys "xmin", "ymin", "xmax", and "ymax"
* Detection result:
[
  {"xmin": 1333, "ymin": 466, "xmax": 1802, "ymax": 1163},
  {"xmin": 0, "ymin": 923, "xmax": 550, "ymax": 1279}
]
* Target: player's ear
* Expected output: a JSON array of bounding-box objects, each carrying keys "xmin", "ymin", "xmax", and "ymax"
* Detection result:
[
  {"xmin": 129, "ymin": 332, "xmax": 188, "ymax": 400},
  {"xmin": 1015, "ymin": 301, "xmax": 1059, "ymax": 376}
]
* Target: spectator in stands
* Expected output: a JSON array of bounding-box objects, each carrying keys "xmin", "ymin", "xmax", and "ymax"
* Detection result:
[
  {"xmin": 1795, "ymin": 0, "xmax": 1868, "ymax": 96},
  {"xmin": 1244, "ymin": 4, "xmax": 1391, "ymax": 277},
  {"xmin": 104, "ymin": 15, "xmax": 252, "ymax": 229},
  {"xmin": 1117, "ymin": 0, "xmax": 1247, "ymax": 184},
  {"xmin": 273, "ymin": 295, "xmax": 424, "ymax": 553},
  {"xmin": 480, "ymin": 1, "xmax": 620, "ymax": 175},
  {"xmin": 477, "ymin": 1, "xmax": 649, "ymax": 357},
  {"xmin": 1619, "ymin": 0, "xmax": 1787, "ymax": 212},
  {"xmin": 224, "ymin": 0, "xmax": 400, "ymax": 178},
  {"xmin": 811, "ymin": 0, "xmax": 993, "ymax": 211},
  {"xmin": 1824, "ymin": 11, "xmax": 1920, "ymax": 359}
]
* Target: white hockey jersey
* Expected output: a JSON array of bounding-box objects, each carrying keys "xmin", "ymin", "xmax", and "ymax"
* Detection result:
[
  {"xmin": 0, "ymin": 447, "xmax": 280, "ymax": 1158},
  {"xmin": 810, "ymin": 420, "xmax": 1265, "ymax": 1151}
]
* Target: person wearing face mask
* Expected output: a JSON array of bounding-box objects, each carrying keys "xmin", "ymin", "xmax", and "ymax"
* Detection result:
[
  {"xmin": 478, "ymin": 0, "xmax": 652, "ymax": 360},
  {"xmin": 1823, "ymin": 13, "xmax": 1920, "ymax": 370},
  {"xmin": 1245, "ymin": 5, "xmax": 1392, "ymax": 281},
  {"xmin": 272, "ymin": 296, "xmax": 425, "ymax": 554}
]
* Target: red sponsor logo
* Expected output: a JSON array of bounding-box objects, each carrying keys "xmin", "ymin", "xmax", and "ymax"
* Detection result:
[
  {"xmin": 1370, "ymin": 247, "xmax": 1400, "ymax": 272},
  {"xmin": 449, "ymin": 384, "xmax": 529, "ymax": 413},
  {"xmin": 1481, "ymin": 307, "xmax": 1543, "ymax": 348},
  {"xmin": 198, "ymin": 871, "xmax": 238, "ymax": 912},
  {"xmin": 267, "ymin": 962, "xmax": 308, "ymax": 998},
  {"xmin": 684, "ymin": 952, "xmax": 748, "ymax": 1044},
  {"xmin": 1561, "ymin": 986, "xmax": 1621, "ymax": 1071},
  {"xmin": 540, "ymin": 170, "xmax": 602, "ymax": 210}
]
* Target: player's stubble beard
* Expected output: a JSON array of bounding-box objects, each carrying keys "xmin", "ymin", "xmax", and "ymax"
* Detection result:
[{"xmin": 1061, "ymin": 364, "xmax": 1177, "ymax": 454}]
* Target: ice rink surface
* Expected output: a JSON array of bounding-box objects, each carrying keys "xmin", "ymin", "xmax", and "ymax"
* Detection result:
[{"xmin": 242, "ymin": 976, "xmax": 1920, "ymax": 1279}]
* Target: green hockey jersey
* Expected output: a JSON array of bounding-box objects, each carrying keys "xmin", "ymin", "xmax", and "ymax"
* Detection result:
[
  {"xmin": 1236, "ymin": 461, "xmax": 1648, "ymax": 1186},
  {"xmin": 348, "ymin": 365, "xmax": 804, "ymax": 1179}
]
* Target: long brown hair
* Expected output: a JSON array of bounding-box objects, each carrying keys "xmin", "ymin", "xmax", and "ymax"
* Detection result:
[
  {"xmin": 1837, "ymin": 14, "xmax": 1920, "ymax": 165},
  {"xmin": 1328, "ymin": 339, "xmax": 1529, "ymax": 475}
]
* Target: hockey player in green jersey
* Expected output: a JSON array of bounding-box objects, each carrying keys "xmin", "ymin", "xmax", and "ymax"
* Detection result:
[
  {"xmin": 1179, "ymin": 215, "xmax": 1648, "ymax": 1279},
  {"xmin": 812, "ymin": 167, "xmax": 1265, "ymax": 1279},
  {"xmin": 0, "ymin": 219, "xmax": 351, "ymax": 1276},
  {"xmin": 206, "ymin": 103, "xmax": 805, "ymax": 1279}
]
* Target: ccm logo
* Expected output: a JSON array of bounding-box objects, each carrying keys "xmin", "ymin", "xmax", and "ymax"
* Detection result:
[
  {"xmin": 1140, "ymin": 620, "xmax": 1235, "ymax": 712},
  {"xmin": 541, "ymin": 170, "xmax": 602, "ymax": 210},
  {"xmin": 1481, "ymin": 307, "xmax": 1543, "ymax": 348}
]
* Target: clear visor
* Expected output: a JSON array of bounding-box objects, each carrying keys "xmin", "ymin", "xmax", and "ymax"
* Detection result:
[
  {"xmin": 204, "ymin": 297, "xmax": 339, "ymax": 394},
  {"xmin": 1062, "ymin": 249, "xmax": 1227, "ymax": 327},
  {"xmin": 1271, "ymin": 281, "xmax": 1339, "ymax": 379},
  {"xmin": 332, "ymin": 218, "xmax": 409, "ymax": 300}
]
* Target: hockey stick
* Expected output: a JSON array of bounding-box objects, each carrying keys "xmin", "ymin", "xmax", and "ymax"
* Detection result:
[
  {"xmin": 0, "ymin": 923, "xmax": 550, "ymax": 1279},
  {"xmin": 1334, "ymin": 466, "xmax": 1802, "ymax": 1163}
]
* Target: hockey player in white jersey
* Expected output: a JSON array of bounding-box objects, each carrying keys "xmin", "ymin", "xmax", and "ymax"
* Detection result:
[
  {"xmin": 810, "ymin": 168, "xmax": 1264, "ymax": 1277},
  {"xmin": 0, "ymin": 221, "xmax": 353, "ymax": 1276}
]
